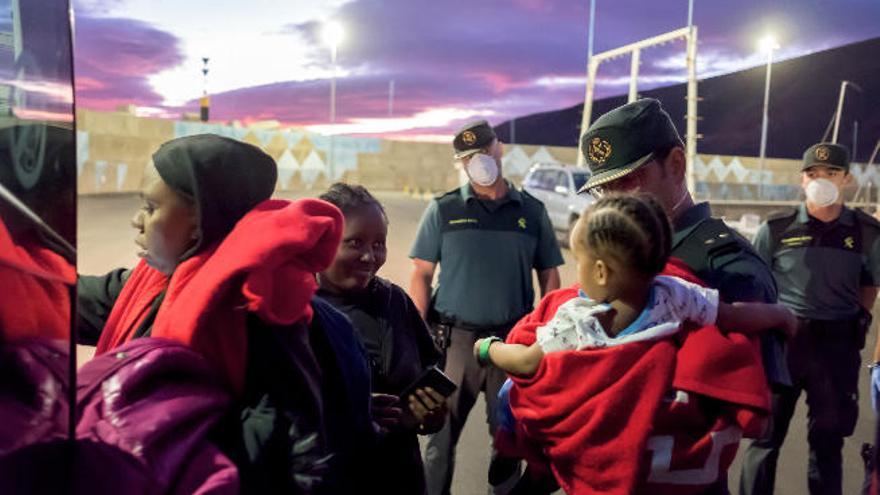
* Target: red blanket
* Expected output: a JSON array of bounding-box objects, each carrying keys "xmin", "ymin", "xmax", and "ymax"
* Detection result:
[
  {"xmin": 95, "ymin": 198, "xmax": 343, "ymax": 393},
  {"xmin": 507, "ymin": 258, "xmax": 770, "ymax": 495},
  {"xmin": 0, "ymin": 217, "xmax": 74, "ymax": 342}
]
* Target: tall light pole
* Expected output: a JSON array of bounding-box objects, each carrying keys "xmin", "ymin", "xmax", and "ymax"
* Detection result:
[
  {"xmin": 323, "ymin": 21, "xmax": 344, "ymax": 179},
  {"xmin": 576, "ymin": 0, "xmax": 597, "ymax": 167},
  {"xmin": 200, "ymin": 57, "xmax": 210, "ymax": 122},
  {"xmin": 757, "ymin": 34, "xmax": 779, "ymax": 200}
]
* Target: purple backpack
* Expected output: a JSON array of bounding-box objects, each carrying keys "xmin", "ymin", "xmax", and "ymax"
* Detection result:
[
  {"xmin": 0, "ymin": 339, "xmax": 69, "ymax": 455},
  {"xmin": 75, "ymin": 338, "xmax": 239, "ymax": 494}
]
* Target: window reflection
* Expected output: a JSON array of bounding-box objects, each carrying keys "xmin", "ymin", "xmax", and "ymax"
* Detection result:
[{"xmin": 0, "ymin": 0, "xmax": 75, "ymax": 491}]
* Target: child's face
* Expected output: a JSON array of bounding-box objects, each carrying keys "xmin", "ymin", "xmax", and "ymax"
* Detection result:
[
  {"xmin": 131, "ymin": 164, "xmax": 198, "ymax": 275},
  {"xmin": 321, "ymin": 203, "xmax": 388, "ymax": 293},
  {"xmin": 570, "ymin": 218, "xmax": 609, "ymax": 302}
]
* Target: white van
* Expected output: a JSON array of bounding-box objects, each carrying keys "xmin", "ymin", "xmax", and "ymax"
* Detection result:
[{"xmin": 523, "ymin": 163, "xmax": 596, "ymax": 245}]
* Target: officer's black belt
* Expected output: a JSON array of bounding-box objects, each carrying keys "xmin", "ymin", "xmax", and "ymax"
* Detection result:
[{"xmin": 433, "ymin": 313, "xmax": 528, "ymax": 336}]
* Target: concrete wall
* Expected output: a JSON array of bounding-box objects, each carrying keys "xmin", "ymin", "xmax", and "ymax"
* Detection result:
[{"xmin": 76, "ymin": 108, "xmax": 880, "ymax": 201}]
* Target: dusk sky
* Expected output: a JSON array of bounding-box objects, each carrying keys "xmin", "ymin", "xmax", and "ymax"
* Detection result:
[{"xmin": 72, "ymin": 0, "xmax": 880, "ymax": 141}]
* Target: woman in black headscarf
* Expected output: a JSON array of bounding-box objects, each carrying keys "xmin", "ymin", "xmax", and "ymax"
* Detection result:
[
  {"xmin": 76, "ymin": 134, "xmax": 365, "ymax": 494},
  {"xmin": 78, "ymin": 133, "xmax": 282, "ymax": 344}
]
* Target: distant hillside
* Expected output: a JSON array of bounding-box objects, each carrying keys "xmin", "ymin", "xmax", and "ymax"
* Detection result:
[{"xmin": 495, "ymin": 37, "xmax": 880, "ymax": 162}]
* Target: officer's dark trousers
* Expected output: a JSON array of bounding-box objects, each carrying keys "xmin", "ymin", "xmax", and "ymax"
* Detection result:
[
  {"xmin": 423, "ymin": 327, "xmax": 513, "ymax": 495},
  {"xmin": 740, "ymin": 318, "xmax": 863, "ymax": 495}
]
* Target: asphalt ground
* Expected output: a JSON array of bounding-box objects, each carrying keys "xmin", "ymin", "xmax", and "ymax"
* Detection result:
[{"xmin": 78, "ymin": 191, "xmax": 880, "ymax": 495}]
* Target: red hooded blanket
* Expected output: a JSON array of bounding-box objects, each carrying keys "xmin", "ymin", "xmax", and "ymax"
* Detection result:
[
  {"xmin": 95, "ymin": 198, "xmax": 343, "ymax": 393},
  {"xmin": 506, "ymin": 258, "xmax": 770, "ymax": 494}
]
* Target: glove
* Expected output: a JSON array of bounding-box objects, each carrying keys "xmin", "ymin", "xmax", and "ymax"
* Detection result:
[{"xmin": 871, "ymin": 366, "xmax": 880, "ymax": 413}]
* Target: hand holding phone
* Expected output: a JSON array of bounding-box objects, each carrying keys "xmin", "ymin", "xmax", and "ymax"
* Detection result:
[{"xmin": 398, "ymin": 365, "xmax": 457, "ymax": 402}]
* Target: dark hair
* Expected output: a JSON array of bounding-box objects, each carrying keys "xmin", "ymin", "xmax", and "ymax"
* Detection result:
[
  {"xmin": 319, "ymin": 182, "xmax": 387, "ymax": 220},
  {"xmin": 577, "ymin": 193, "xmax": 671, "ymax": 277},
  {"xmin": 653, "ymin": 145, "xmax": 676, "ymax": 164}
]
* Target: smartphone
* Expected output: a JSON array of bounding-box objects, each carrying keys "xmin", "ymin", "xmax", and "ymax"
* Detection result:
[{"xmin": 398, "ymin": 365, "xmax": 457, "ymax": 401}]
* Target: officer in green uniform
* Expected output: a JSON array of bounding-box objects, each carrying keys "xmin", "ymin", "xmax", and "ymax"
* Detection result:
[
  {"xmin": 409, "ymin": 120, "xmax": 564, "ymax": 495},
  {"xmin": 578, "ymin": 98, "xmax": 787, "ymax": 494},
  {"xmin": 739, "ymin": 143, "xmax": 880, "ymax": 495}
]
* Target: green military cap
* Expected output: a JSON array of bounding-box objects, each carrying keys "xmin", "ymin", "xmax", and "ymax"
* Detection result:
[
  {"xmin": 578, "ymin": 98, "xmax": 684, "ymax": 193},
  {"xmin": 802, "ymin": 142, "xmax": 850, "ymax": 172},
  {"xmin": 453, "ymin": 119, "xmax": 497, "ymax": 160}
]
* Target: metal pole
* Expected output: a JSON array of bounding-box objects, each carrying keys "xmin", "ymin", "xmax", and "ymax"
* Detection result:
[
  {"xmin": 758, "ymin": 47, "xmax": 773, "ymax": 199},
  {"xmin": 587, "ymin": 0, "xmax": 596, "ymax": 60},
  {"xmin": 685, "ymin": 26, "xmax": 698, "ymax": 195},
  {"xmin": 576, "ymin": 0, "xmax": 596, "ymax": 168},
  {"xmin": 686, "ymin": 0, "xmax": 698, "ymax": 195},
  {"xmin": 202, "ymin": 58, "xmax": 209, "ymax": 96},
  {"xmin": 510, "ymin": 118, "xmax": 516, "ymax": 144},
  {"xmin": 577, "ymin": 59, "xmax": 598, "ymax": 168},
  {"xmin": 832, "ymin": 80, "xmax": 848, "ymax": 144},
  {"xmin": 200, "ymin": 57, "xmax": 210, "ymax": 122},
  {"xmin": 869, "ymin": 139, "xmax": 880, "ymax": 167},
  {"xmin": 329, "ymin": 44, "xmax": 337, "ymax": 179},
  {"xmin": 687, "ymin": 0, "xmax": 694, "ymax": 27},
  {"xmin": 388, "ymin": 79, "xmax": 395, "ymax": 117},
  {"xmin": 628, "ymin": 48, "xmax": 640, "ymax": 103},
  {"xmin": 853, "ymin": 120, "xmax": 859, "ymax": 161}
]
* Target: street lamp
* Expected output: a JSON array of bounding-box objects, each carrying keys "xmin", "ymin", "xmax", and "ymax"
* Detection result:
[
  {"xmin": 322, "ymin": 21, "xmax": 345, "ymax": 179},
  {"xmin": 757, "ymin": 34, "xmax": 779, "ymax": 200}
]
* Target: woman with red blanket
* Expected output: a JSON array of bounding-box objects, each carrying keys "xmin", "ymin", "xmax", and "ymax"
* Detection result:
[
  {"xmin": 76, "ymin": 134, "xmax": 351, "ymax": 493},
  {"xmin": 476, "ymin": 194, "xmax": 797, "ymax": 494}
]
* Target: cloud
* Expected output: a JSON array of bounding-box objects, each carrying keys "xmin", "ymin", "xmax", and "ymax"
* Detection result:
[
  {"xmin": 71, "ymin": 0, "xmax": 126, "ymax": 16},
  {"xmin": 71, "ymin": 0, "xmax": 880, "ymax": 138},
  {"xmin": 73, "ymin": 15, "xmax": 185, "ymax": 110}
]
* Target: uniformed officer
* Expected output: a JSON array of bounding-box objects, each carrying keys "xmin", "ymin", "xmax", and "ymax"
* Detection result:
[
  {"xmin": 739, "ymin": 143, "xmax": 880, "ymax": 495},
  {"xmin": 578, "ymin": 98, "xmax": 787, "ymax": 494},
  {"xmin": 409, "ymin": 119, "xmax": 564, "ymax": 495}
]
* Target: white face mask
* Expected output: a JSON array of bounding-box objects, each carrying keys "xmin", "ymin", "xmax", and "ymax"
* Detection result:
[
  {"xmin": 465, "ymin": 153, "xmax": 499, "ymax": 187},
  {"xmin": 804, "ymin": 178, "xmax": 840, "ymax": 207}
]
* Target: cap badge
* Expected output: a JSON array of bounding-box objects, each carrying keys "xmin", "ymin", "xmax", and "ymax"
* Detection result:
[
  {"xmin": 816, "ymin": 146, "xmax": 830, "ymax": 161},
  {"xmin": 845, "ymin": 236, "xmax": 855, "ymax": 249},
  {"xmin": 588, "ymin": 137, "xmax": 612, "ymax": 165},
  {"xmin": 462, "ymin": 130, "xmax": 477, "ymax": 146}
]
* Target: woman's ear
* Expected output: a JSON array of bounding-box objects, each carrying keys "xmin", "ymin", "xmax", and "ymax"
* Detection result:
[{"xmin": 594, "ymin": 259, "xmax": 609, "ymax": 287}]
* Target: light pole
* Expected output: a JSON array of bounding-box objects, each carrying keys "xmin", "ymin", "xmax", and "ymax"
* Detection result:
[
  {"xmin": 757, "ymin": 34, "xmax": 779, "ymax": 200},
  {"xmin": 323, "ymin": 21, "xmax": 344, "ymax": 179},
  {"xmin": 200, "ymin": 57, "xmax": 210, "ymax": 122}
]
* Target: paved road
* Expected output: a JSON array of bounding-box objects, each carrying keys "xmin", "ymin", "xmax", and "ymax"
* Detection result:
[{"xmin": 78, "ymin": 191, "xmax": 879, "ymax": 495}]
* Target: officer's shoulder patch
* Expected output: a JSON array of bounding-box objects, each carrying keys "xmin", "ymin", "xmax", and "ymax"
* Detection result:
[
  {"xmin": 692, "ymin": 217, "xmax": 737, "ymax": 242},
  {"xmin": 674, "ymin": 218, "xmax": 745, "ymax": 278},
  {"xmin": 520, "ymin": 187, "xmax": 538, "ymax": 202},
  {"xmin": 519, "ymin": 188, "xmax": 545, "ymax": 210},
  {"xmin": 765, "ymin": 208, "xmax": 798, "ymax": 225},
  {"xmin": 435, "ymin": 187, "xmax": 463, "ymax": 202},
  {"xmin": 854, "ymin": 208, "xmax": 880, "ymax": 231}
]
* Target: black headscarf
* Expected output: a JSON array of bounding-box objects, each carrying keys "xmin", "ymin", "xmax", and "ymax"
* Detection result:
[{"xmin": 151, "ymin": 134, "xmax": 277, "ymax": 258}]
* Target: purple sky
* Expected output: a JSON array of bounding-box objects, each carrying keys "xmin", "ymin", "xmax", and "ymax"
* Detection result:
[{"xmin": 72, "ymin": 0, "xmax": 880, "ymax": 140}]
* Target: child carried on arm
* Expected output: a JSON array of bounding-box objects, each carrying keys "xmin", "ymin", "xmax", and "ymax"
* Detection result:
[{"xmin": 474, "ymin": 193, "xmax": 797, "ymax": 495}]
